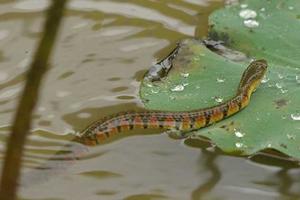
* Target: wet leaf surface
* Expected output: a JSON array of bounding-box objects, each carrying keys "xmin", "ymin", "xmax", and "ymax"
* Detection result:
[{"xmin": 140, "ymin": 0, "xmax": 300, "ymax": 159}]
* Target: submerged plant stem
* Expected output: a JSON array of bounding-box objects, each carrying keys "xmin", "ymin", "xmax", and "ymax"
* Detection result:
[{"xmin": 0, "ymin": 1, "xmax": 67, "ymax": 200}]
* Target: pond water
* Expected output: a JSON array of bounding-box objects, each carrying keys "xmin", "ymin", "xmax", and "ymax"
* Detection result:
[{"xmin": 0, "ymin": 0, "xmax": 299, "ymax": 200}]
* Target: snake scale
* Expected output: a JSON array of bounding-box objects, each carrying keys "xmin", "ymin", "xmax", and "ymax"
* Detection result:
[{"xmin": 77, "ymin": 59, "xmax": 268, "ymax": 145}]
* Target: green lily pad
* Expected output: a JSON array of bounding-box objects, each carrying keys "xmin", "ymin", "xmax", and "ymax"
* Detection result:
[{"xmin": 140, "ymin": 0, "xmax": 300, "ymax": 159}]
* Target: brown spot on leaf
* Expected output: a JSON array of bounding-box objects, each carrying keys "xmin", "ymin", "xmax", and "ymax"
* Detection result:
[
  {"xmin": 220, "ymin": 125, "xmax": 227, "ymax": 129},
  {"xmin": 219, "ymin": 121, "xmax": 235, "ymax": 132},
  {"xmin": 274, "ymin": 98, "xmax": 288, "ymax": 109},
  {"xmin": 280, "ymin": 143, "xmax": 287, "ymax": 149}
]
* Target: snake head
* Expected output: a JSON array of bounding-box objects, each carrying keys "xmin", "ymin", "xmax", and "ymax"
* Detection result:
[
  {"xmin": 238, "ymin": 59, "xmax": 268, "ymax": 91},
  {"xmin": 253, "ymin": 59, "xmax": 268, "ymax": 75}
]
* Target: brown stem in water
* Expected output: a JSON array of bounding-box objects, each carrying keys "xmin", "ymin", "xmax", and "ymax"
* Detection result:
[{"xmin": 0, "ymin": 1, "xmax": 67, "ymax": 199}]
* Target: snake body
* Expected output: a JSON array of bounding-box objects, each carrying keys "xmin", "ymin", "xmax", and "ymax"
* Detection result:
[{"xmin": 77, "ymin": 59, "xmax": 268, "ymax": 145}]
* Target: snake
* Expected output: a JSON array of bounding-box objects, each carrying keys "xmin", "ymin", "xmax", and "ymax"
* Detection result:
[{"xmin": 76, "ymin": 59, "xmax": 268, "ymax": 145}]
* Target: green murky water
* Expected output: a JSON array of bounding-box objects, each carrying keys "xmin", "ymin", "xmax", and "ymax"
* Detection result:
[{"xmin": 0, "ymin": 0, "xmax": 299, "ymax": 199}]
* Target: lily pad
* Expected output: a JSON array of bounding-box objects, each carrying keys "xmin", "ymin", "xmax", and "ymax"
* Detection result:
[{"xmin": 140, "ymin": 0, "xmax": 300, "ymax": 159}]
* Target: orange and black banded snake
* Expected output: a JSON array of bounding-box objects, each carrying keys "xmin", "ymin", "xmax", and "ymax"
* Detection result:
[{"xmin": 77, "ymin": 59, "xmax": 268, "ymax": 145}]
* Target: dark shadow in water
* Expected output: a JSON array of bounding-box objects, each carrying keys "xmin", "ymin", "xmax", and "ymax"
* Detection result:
[
  {"xmin": 277, "ymin": 169, "xmax": 300, "ymax": 199},
  {"xmin": 253, "ymin": 167, "xmax": 300, "ymax": 199},
  {"xmin": 184, "ymin": 138, "xmax": 221, "ymax": 200},
  {"xmin": 186, "ymin": 137, "xmax": 300, "ymax": 200},
  {"xmin": 249, "ymin": 150, "xmax": 300, "ymax": 199},
  {"xmin": 191, "ymin": 148, "xmax": 221, "ymax": 200}
]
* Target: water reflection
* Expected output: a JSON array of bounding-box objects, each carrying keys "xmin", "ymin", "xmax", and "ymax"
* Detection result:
[
  {"xmin": 250, "ymin": 152, "xmax": 300, "ymax": 199},
  {"xmin": 276, "ymin": 169, "xmax": 300, "ymax": 198},
  {"xmin": 186, "ymin": 138, "xmax": 300, "ymax": 200},
  {"xmin": 62, "ymin": 103, "xmax": 145, "ymax": 132},
  {"xmin": 1, "ymin": 0, "xmax": 299, "ymax": 200},
  {"xmin": 190, "ymin": 141, "xmax": 221, "ymax": 200},
  {"xmin": 191, "ymin": 150, "xmax": 220, "ymax": 200}
]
